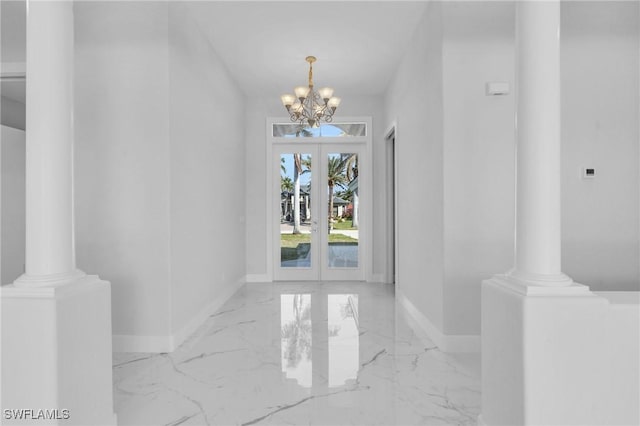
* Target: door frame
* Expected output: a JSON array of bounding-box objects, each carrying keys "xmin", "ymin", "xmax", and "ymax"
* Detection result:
[
  {"xmin": 266, "ymin": 117, "xmax": 373, "ymax": 282},
  {"xmin": 384, "ymin": 122, "xmax": 398, "ymax": 285}
]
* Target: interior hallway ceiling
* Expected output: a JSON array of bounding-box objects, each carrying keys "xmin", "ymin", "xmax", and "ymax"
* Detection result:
[
  {"xmin": 1, "ymin": 1, "xmax": 432, "ymax": 102},
  {"xmin": 184, "ymin": 1, "xmax": 428, "ymax": 97}
]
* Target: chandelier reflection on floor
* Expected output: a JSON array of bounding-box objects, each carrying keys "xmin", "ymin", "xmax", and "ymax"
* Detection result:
[{"xmin": 280, "ymin": 56, "xmax": 341, "ymax": 128}]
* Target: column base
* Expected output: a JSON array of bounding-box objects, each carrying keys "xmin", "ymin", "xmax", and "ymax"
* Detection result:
[
  {"xmin": 13, "ymin": 269, "xmax": 87, "ymax": 288},
  {"xmin": 506, "ymin": 267, "xmax": 574, "ymax": 285},
  {"xmin": 496, "ymin": 271, "xmax": 588, "ymax": 295},
  {"xmin": 480, "ymin": 275, "xmax": 610, "ymax": 426},
  {"xmin": 1, "ymin": 275, "xmax": 116, "ymax": 425}
]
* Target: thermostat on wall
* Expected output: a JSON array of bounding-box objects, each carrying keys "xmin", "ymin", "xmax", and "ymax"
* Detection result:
[
  {"xmin": 582, "ymin": 168, "xmax": 596, "ymax": 179},
  {"xmin": 485, "ymin": 82, "xmax": 510, "ymax": 96}
]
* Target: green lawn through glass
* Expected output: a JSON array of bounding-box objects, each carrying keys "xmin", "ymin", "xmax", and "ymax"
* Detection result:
[{"xmin": 281, "ymin": 234, "xmax": 358, "ymax": 262}]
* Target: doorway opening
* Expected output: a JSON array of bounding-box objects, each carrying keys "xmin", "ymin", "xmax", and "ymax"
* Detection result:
[{"xmin": 269, "ymin": 119, "xmax": 372, "ymax": 282}]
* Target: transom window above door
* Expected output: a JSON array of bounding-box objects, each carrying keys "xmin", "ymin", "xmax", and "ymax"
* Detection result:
[{"xmin": 272, "ymin": 122, "xmax": 367, "ymax": 138}]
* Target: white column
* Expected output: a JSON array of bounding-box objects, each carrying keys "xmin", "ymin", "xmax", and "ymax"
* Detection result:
[
  {"xmin": 14, "ymin": 0, "xmax": 85, "ymax": 287},
  {"xmin": 507, "ymin": 0, "xmax": 571, "ymax": 286},
  {"xmin": 507, "ymin": 0, "xmax": 572, "ymax": 286},
  {"xmin": 2, "ymin": 4, "xmax": 115, "ymax": 423},
  {"xmin": 480, "ymin": 3, "xmax": 609, "ymax": 425}
]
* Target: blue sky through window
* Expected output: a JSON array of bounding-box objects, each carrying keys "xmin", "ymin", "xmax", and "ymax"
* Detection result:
[
  {"xmin": 281, "ymin": 152, "xmax": 346, "ymax": 189},
  {"xmin": 281, "ymin": 154, "xmax": 312, "ymax": 188},
  {"xmin": 282, "ymin": 123, "xmax": 345, "ymax": 138}
]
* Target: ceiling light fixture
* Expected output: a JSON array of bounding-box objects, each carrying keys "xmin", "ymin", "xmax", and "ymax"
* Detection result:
[{"xmin": 281, "ymin": 56, "xmax": 341, "ymax": 128}]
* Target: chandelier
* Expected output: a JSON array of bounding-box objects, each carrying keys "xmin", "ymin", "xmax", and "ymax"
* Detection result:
[{"xmin": 280, "ymin": 56, "xmax": 341, "ymax": 128}]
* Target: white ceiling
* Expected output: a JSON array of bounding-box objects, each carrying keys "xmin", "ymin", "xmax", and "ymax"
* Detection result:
[
  {"xmin": 0, "ymin": 1, "xmax": 429, "ymax": 104},
  {"xmin": 0, "ymin": 79, "xmax": 24, "ymax": 104},
  {"xmin": 2, "ymin": 1, "xmax": 636, "ymax": 105},
  {"xmin": 186, "ymin": 1, "xmax": 428, "ymax": 97},
  {"xmin": 1, "ymin": 0, "xmax": 26, "ymax": 63}
]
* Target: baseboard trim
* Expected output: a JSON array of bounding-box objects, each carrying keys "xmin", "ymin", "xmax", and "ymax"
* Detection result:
[
  {"xmin": 370, "ymin": 273, "xmax": 386, "ymax": 283},
  {"xmin": 245, "ymin": 274, "xmax": 270, "ymax": 283},
  {"xmin": 113, "ymin": 279, "xmax": 245, "ymax": 353},
  {"xmin": 397, "ymin": 289, "xmax": 480, "ymax": 353},
  {"xmin": 171, "ymin": 278, "xmax": 245, "ymax": 350},
  {"xmin": 112, "ymin": 334, "xmax": 173, "ymax": 353}
]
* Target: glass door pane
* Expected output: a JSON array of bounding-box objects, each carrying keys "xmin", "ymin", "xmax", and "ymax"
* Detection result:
[
  {"xmin": 326, "ymin": 153, "xmax": 359, "ymax": 269},
  {"xmin": 274, "ymin": 142, "xmax": 365, "ymax": 281},
  {"xmin": 280, "ymin": 152, "xmax": 313, "ymax": 268}
]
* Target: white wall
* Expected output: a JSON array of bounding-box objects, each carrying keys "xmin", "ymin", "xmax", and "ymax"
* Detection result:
[
  {"xmin": 384, "ymin": 1, "xmax": 445, "ymax": 332},
  {"xmin": 1, "ymin": 125, "xmax": 25, "ymax": 285},
  {"xmin": 561, "ymin": 1, "xmax": 640, "ymax": 291},
  {"xmin": 168, "ymin": 3, "xmax": 246, "ymax": 335},
  {"xmin": 0, "ymin": 97, "xmax": 25, "ymax": 130},
  {"xmin": 0, "ymin": 0, "xmax": 27, "ymax": 131},
  {"xmin": 442, "ymin": 0, "xmax": 639, "ymax": 336},
  {"xmin": 386, "ymin": 1, "xmax": 638, "ymax": 341},
  {"xmin": 74, "ymin": 2, "xmax": 247, "ymax": 349},
  {"xmin": 244, "ymin": 98, "xmax": 271, "ymax": 279},
  {"xmin": 442, "ymin": 2, "xmax": 516, "ymax": 336},
  {"xmin": 57, "ymin": 0, "xmax": 640, "ymax": 350},
  {"xmin": 75, "ymin": 1, "xmax": 172, "ymax": 342},
  {"xmin": 244, "ymin": 95, "xmax": 385, "ymax": 281}
]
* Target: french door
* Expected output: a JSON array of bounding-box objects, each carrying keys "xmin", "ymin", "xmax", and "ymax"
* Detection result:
[{"xmin": 273, "ymin": 142, "xmax": 366, "ymax": 281}]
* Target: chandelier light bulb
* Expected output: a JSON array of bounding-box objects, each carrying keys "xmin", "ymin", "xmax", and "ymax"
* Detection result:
[
  {"xmin": 281, "ymin": 94, "xmax": 296, "ymax": 108},
  {"xmin": 318, "ymin": 87, "xmax": 334, "ymax": 102},
  {"xmin": 294, "ymin": 86, "xmax": 310, "ymax": 101},
  {"xmin": 281, "ymin": 56, "xmax": 340, "ymax": 128}
]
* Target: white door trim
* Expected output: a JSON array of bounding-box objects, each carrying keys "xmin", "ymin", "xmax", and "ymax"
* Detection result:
[
  {"xmin": 384, "ymin": 121, "xmax": 398, "ymax": 285},
  {"xmin": 266, "ymin": 117, "xmax": 373, "ymax": 282}
]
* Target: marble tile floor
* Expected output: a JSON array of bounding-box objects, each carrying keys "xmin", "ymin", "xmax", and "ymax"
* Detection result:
[{"xmin": 113, "ymin": 283, "xmax": 481, "ymax": 426}]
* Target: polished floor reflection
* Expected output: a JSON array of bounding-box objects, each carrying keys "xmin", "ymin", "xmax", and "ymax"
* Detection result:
[{"xmin": 113, "ymin": 283, "xmax": 480, "ymax": 425}]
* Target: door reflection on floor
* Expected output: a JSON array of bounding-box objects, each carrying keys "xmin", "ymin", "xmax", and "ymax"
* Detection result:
[
  {"xmin": 328, "ymin": 294, "xmax": 359, "ymax": 388},
  {"xmin": 280, "ymin": 294, "xmax": 359, "ymax": 390},
  {"xmin": 280, "ymin": 294, "xmax": 312, "ymax": 388}
]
